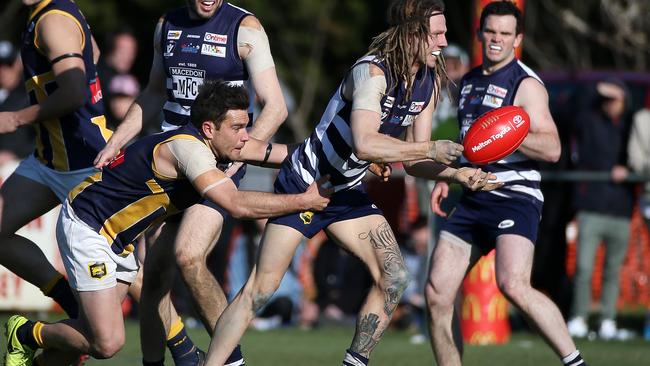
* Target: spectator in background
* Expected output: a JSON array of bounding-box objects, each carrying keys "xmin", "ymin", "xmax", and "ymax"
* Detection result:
[
  {"xmin": 106, "ymin": 73, "xmax": 140, "ymax": 128},
  {"xmin": 97, "ymin": 28, "xmax": 138, "ymax": 127},
  {"xmin": 0, "ymin": 40, "xmax": 33, "ymax": 161},
  {"xmin": 567, "ymin": 78, "xmax": 635, "ymax": 340},
  {"xmin": 627, "ymin": 89, "xmax": 650, "ymax": 341}
]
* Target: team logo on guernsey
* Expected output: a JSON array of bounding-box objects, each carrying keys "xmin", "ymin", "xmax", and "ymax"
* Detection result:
[
  {"xmin": 88, "ymin": 262, "xmax": 107, "ymax": 279},
  {"xmin": 164, "ymin": 42, "xmax": 175, "ymax": 57},
  {"xmin": 167, "ymin": 30, "xmax": 182, "ymax": 40},
  {"xmin": 201, "ymin": 44, "xmax": 226, "ymax": 58},
  {"xmin": 170, "ymin": 67, "xmax": 206, "ymax": 100},
  {"xmin": 482, "ymin": 94, "xmax": 503, "ymax": 108},
  {"xmin": 204, "ymin": 32, "xmax": 228, "ymax": 44},
  {"xmin": 409, "ymin": 101, "xmax": 425, "ymax": 113},
  {"xmin": 181, "ymin": 43, "xmax": 200, "ymax": 54},
  {"xmin": 300, "ymin": 211, "xmax": 314, "ymax": 225},
  {"xmin": 461, "ymin": 84, "xmax": 473, "ymax": 95},
  {"xmin": 487, "ymin": 84, "xmax": 508, "ymax": 98},
  {"xmin": 383, "ymin": 96, "xmax": 395, "ymax": 108}
]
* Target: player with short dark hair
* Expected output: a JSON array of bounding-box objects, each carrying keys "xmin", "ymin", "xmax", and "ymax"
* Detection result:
[
  {"xmin": 425, "ymin": 2, "xmax": 588, "ymax": 366},
  {"xmin": 4, "ymin": 80, "xmax": 330, "ymax": 365}
]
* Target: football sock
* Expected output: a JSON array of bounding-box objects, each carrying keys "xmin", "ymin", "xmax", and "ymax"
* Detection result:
[
  {"xmin": 562, "ymin": 350, "xmax": 587, "ymax": 366},
  {"xmin": 40, "ymin": 273, "xmax": 79, "ymax": 319},
  {"xmin": 167, "ymin": 317, "xmax": 201, "ymax": 364},
  {"xmin": 142, "ymin": 359, "xmax": 165, "ymax": 366},
  {"xmin": 16, "ymin": 320, "xmax": 42, "ymax": 350},
  {"xmin": 225, "ymin": 344, "xmax": 244, "ymax": 365},
  {"xmin": 342, "ymin": 349, "xmax": 369, "ymax": 366}
]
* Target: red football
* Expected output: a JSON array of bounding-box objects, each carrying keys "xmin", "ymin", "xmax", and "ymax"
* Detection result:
[{"xmin": 462, "ymin": 105, "xmax": 530, "ymax": 165}]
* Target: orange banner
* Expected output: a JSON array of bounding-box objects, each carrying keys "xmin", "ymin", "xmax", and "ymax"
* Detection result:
[{"xmin": 472, "ymin": 0, "xmax": 525, "ymax": 67}]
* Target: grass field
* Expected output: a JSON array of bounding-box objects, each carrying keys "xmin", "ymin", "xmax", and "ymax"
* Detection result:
[{"xmin": 4, "ymin": 316, "xmax": 648, "ymax": 365}]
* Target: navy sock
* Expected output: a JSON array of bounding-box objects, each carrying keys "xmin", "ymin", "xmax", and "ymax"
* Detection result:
[
  {"xmin": 225, "ymin": 344, "xmax": 244, "ymax": 364},
  {"xmin": 167, "ymin": 326, "xmax": 200, "ymax": 363},
  {"xmin": 43, "ymin": 276, "xmax": 79, "ymax": 319},
  {"xmin": 16, "ymin": 321, "xmax": 39, "ymax": 350},
  {"xmin": 343, "ymin": 349, "xmax": 369, "ymax": 366},
  {"xmin": 142, "ymin": 359, "xmax": 165, "ymax": 366}
]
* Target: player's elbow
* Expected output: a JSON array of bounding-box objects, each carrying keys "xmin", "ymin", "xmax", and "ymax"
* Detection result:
[{"xmin": 544, "ymin": 144, "xmax": 561, "ymax": 163}]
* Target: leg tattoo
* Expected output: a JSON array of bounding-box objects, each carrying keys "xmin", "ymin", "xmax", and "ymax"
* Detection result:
[{"xmin": 350, "ymin": 313, "xmax": 381, "ymax": 354}]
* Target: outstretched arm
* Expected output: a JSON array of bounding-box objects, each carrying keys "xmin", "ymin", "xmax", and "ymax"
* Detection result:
[
  {"xmin": 349, "ymin": 63, "xmax": 462, "ymax": 164},
  {"xmin": 514, "ymin": 77, "xmax": 561, "ymax": 162},
  {"xmin": 94, "ymin": 18, "xmax": 168, "ymax": 167},
  {"xmin": 0, "ymin": 13, "xmax": 88, "ymax": 133}
]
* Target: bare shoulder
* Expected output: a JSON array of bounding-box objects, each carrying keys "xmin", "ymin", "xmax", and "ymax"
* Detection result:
[
  {"xmin": 368, "ymin": 63, "xmax": 384, "ymax": 77},
  {"xmin": 240, "ymin": 15, "xmax": 262, "ymax": 30},
  {"xmin": 515, "ymin": 77, "xmax": 548, "ymax": 105}
]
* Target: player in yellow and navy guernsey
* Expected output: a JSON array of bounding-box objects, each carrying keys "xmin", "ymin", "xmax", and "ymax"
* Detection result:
[
  {"xmin": 0, "ymin": 0, "xmax": 109, "ymax": 339},
  {"xmin": 425, "ymin": 2, "xmax": 590, "ymax": 366},
  {"xmin": 204, "ymin": 2, "xmax": 499, "ymax": 366},
  {"xmin": 91, "ymin": 2, "xmax": 287, "ymax": 364},
  {"xmin": 4, "ymin": 80, "xmax": 330, "ymax": 365}
]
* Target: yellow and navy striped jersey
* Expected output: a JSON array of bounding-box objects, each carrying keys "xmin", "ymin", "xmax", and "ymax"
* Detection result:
[
  {"xmin": 69, "ymin": 124, "xmax": 206, "ymax": 257},
  {"xmin": 21, "ymin": 0, "xmax": 112, "ymax": 171}
]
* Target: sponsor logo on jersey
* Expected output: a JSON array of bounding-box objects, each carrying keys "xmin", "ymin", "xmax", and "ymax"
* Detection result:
[
  {"xmin": 459, "ymin": 97, "xmax": 466, "ymax": 109},
  {"xmin": 170, "ymin": 67, "xmax": 206, "ymax": 100},
  {"xmin": 167, "ymin": 30, "xmax": 182, "ymax": 40},
  {"xmin": 186, "ymin": 34, "xmax": 201, "ymax": 39},
  {"xmin": 487, "ymin": 84, "xmax": 508, "ymax": 98},
  {"xmin": 383, "ymin": 96, "xmax": 395, "ymax": 108},
  {"xmin": 89, "ymin": 262, "xmax": 107, "ymax": 279},
  {"xmin": 409, "ymin": 101, "xmax": 425, "ymax": 113},
  {"xmin": 201, "ymin": 44, "xmax": 226, "ymax": 58},
  {"xmin": 204, "ymin": 32, "xmax": 228, "ymax": 44},
  {"xmin": 461, "ymin": 84, "xmax": 473, "ymax": 95},
  {"xmin": 469, "ymin": 95, "xmax": 481, "ymax": 105},
  {"xmin": 401, "ymin": 114, "xmax": 415, "ymax": 126},
  {"xmin": 498, "ymin": 219, "xmax": 515, "ymax": 229},
  {"xmin": 300, "ymin": 211, "xmax": 314, "ymax": 225},
  {"xmin": 181, "ymin": 43, "xmax": 200, "ymax": 54},
  {"xmin": 482, "ymin": 94, "xmax": 504, "ymax": 108},
  {"xmin": 89, "ymin": 78, "xmax": 103, "ymax": 104}
]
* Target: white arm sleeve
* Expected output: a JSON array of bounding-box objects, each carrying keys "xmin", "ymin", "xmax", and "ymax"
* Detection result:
[
  {"xmin": 167, "ymin": 138, "xmax": 218, "ymax": 181},
  {"xmin": 349, "ymin": 63, "xmax": 387, "ymax": 114},
  {"xmin": 238, "ymin": 26, "xmax": 275, "ymax": 75}
]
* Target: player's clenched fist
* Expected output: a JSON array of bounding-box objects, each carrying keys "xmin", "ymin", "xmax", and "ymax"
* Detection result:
[{"xmin": 427, "ymin": 140, "xmax": 464, "ymax": 165}]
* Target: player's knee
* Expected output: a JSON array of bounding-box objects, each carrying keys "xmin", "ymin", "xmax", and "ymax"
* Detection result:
[
  {"xmin": 90, "ymin": 335, "xmax": 124, "ymax": 359},
  {"xmin": 382, "ymin": 266, "xmax": 409, "ymax": 298},
  {"xmin": 251, "ymin": 290, "xmax": 274, "ymax": 313},
  {"xmin": 425, "ymin": 279, "xmax": 453, "ymax": 308},
  {"xmin": 496, "ymin": 277, "xmax": 526, "ymax": 301},
  {"xmin": 175, "ymin": 248, "xmax": 205, "ymax": 272}
]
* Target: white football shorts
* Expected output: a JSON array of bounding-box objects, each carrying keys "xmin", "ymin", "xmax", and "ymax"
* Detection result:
[{"xmin": 56, "ymin": 200, "xmax": 139, "ymax": 292}]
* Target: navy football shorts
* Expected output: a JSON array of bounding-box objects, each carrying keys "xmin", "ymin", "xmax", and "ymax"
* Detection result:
[
  {"xmin": 440, "ymin": 193, "xmax": 541, "ymax": 254},
  {"xmin": 268, "ymin": 163, "xmax": 382, "ymax": 238}
]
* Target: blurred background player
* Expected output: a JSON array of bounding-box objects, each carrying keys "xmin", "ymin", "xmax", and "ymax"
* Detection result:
[{"xmin": 425, "ymin": 2, "xmax": 589, "ymax": 366}]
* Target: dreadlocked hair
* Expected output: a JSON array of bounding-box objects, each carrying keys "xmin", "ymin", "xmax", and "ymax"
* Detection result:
[{"xmin": 367, "ymin": 0, "xmax": 446, "ymax": 102}]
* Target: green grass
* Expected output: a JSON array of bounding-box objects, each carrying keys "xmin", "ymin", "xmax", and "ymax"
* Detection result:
[{"xmin": 3, "ymin": 315, "xmax": 647, "ymax": 365}]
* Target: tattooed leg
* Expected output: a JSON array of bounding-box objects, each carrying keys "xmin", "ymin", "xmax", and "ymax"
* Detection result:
[{"xmin": 328, "ymin": 216, "xmax": 409, "ymax": 358}]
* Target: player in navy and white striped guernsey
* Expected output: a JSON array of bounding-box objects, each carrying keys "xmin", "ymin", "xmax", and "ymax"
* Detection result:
[
  {"xmin": 205, "ymin": 2, "xmax": 500, "ymax": 366},
  {"xmin": 91, "ymin": 1, "xmax": 288, "ymax": 365},
  {"xmin": 425, "ymin": 2, "xmax": 589, "ymax": 366}
]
